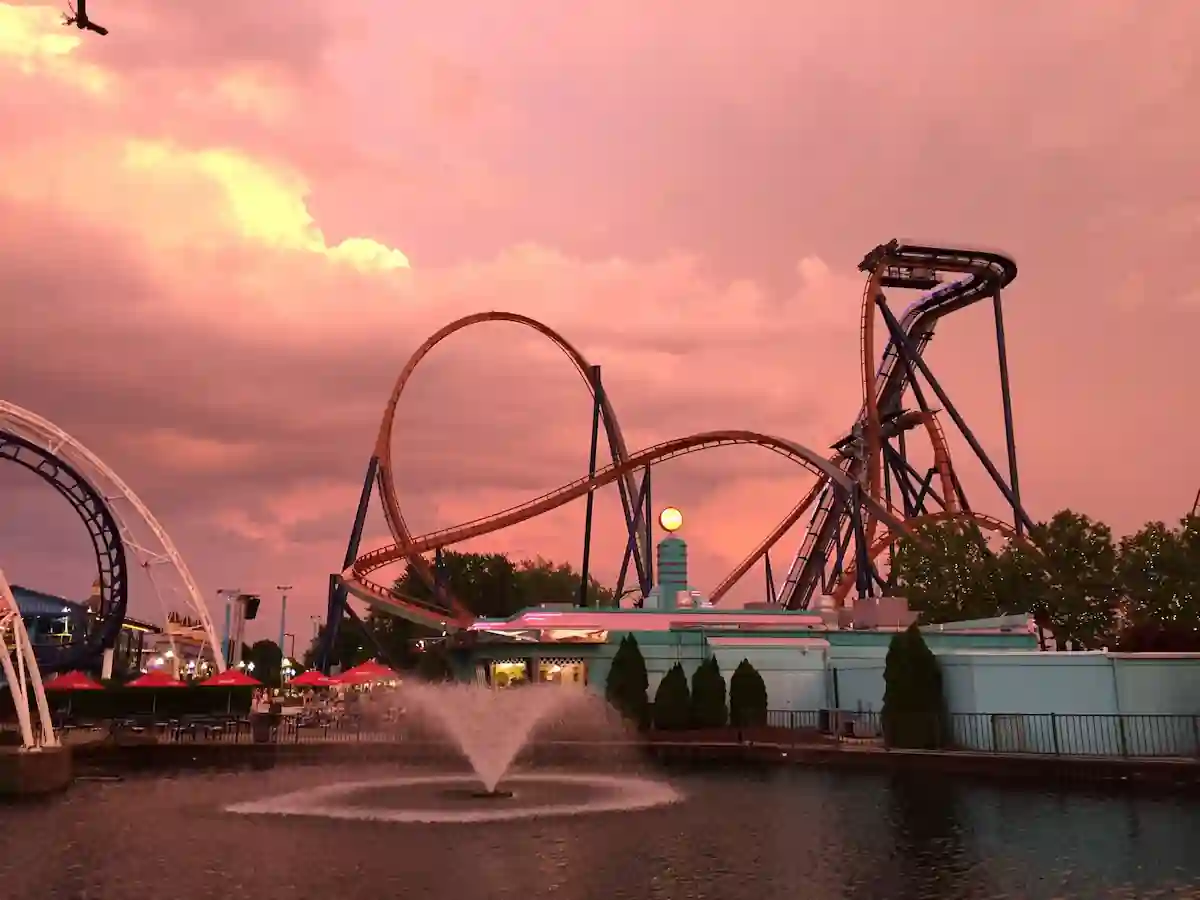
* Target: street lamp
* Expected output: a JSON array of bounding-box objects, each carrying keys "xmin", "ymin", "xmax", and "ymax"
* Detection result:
[
  {"xmin": 276, "ymin": 585, "xmax": 292, "ymax": 654},
  {"xmin": 217, "ymin": 587, "xmax": 243, "ymax": 667}
]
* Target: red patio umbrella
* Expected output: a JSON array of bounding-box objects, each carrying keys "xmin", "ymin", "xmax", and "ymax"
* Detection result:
[
  {"xmin": 336, "ymin": 660, "xmax": 399, "ymax": 685},
  {"xmin": 43, "ymin": 671, "xmax": 104, "ymax": 691},
  {"xmin": 290, "ymin": 670, "xmax": 337, "ymax": 688},
  {"xmin": 126, "ymin": 669, "xmax": 185, "ymax": 715},
  {"xmin": 127, "ymin": 671, "xmax": 185, "ymax": 688},
  {"xmin": 201, "ymin": 669, "xmax": 261, "ymax": 687}
]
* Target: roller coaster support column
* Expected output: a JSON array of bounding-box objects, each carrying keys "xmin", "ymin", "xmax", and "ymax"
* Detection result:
[
  {"xmin": 644, "ymin": 466, "xmax": 653, "ymax": 588},
  {"xmin": 992, "ymin": 291, "xmax": 1024, "ymax": 536},
  {"xmin": 876, "ymin": 297, "xmax": 1035, "ymax": 534},
  {"xmin": 318, "ymin": 456, "xmax": 379, "ymax": 673},
  {"xmin": 849, "ymin": 486, "xmax": 875, "ymax": 599},
  {"xmin": 579, "ymin": 366, "xmax": 602, "ymax": 607},
  {"xmin": 764, "ymin": 552, "xmax": 777, "ymax": 605},
  {"xmin": 615, "ymin": 467, "xmax": 652, "ymax": 604}
]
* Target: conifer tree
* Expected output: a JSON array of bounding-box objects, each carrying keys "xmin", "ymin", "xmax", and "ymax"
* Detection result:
[
  {"xmin": 729, "ymin": 658, "xmax": 768, "ymax": 728},
  {"xmin": 605, "ymin": 634, "xmax": 650, "ymax": 729},
  {"xmin": 689, "ymin": 656, "xmax": 728, "ymax": 728},
  {"xmin": 652, "ymin": 663, "xmax": 691, "ymax": 731}
]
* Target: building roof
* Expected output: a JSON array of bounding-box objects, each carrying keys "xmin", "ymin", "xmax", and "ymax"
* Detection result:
[
  {"xmin": 11, "ymin": 583, "xmax": 161, "ymax": 633},
  {"xmin": 10, "ymin": 583, "xmax": 89, "ymax": 617}
]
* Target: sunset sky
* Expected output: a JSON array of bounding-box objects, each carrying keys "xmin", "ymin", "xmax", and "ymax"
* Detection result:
[{"xmin": 1, "ymin": 1, "xmax": 1197, "ymax": 642}]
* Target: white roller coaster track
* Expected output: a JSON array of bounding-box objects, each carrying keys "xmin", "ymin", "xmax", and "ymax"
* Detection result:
[
  {"xmin": 1, "ymin": 566, "xmax": 57, "ymax": 749},
  {"xmin": 0, "ymin": 401, "xmax": 226, "ymax": 671}
]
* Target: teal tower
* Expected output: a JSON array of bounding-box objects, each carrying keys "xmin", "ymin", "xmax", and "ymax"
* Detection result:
[{"xmin": 656, "ymin": 535, "xmax": 688, "ymax": 610}]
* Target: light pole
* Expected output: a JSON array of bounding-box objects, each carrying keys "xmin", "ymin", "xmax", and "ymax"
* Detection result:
[
  {"xmin": 276, "ymin": 585, "xmax": 292, "ymax": 654},
  {"xmin": 217, "ymin": 587, "xmax": 244, "ymax": 667}
]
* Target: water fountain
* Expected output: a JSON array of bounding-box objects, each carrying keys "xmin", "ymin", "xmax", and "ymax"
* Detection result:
[
  {"xmin": 227, "ymin": 681, "xmax": 682, "ymax": 824},
  {"xmin": 398, "ymin": 681, "xmax": 585, "ymax": 794}
]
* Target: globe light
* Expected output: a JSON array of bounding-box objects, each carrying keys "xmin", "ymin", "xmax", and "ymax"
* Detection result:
[{"xmin": 659, "ymin": 507, "xmax": 683, "ymax": 533}]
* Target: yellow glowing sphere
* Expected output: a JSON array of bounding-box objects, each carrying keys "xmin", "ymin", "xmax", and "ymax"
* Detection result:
[{"xmin": 659, "ymin": 507, "xmax": 684, "ymax": 533}]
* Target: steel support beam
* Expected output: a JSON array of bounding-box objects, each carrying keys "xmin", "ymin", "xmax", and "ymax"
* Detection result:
[
  {"xmin": 579, "ymin": 365, "xmax": 602, "ymax": 607},
  {"xmin": 877, "ymin": 297, "xmax": 1035, "ymax": 534},
  {"xmin": 992, "ymin": 291, "xmax": 1024, "ymax": 535},
  {"xmin": 319, "ymin": 455, "xmax": 379, "ymax": 673}
]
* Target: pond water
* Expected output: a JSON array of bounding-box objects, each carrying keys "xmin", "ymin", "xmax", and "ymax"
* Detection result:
[{"xmin": 2, "ymin": 764, "xmax": 1198, "ymax": 899}]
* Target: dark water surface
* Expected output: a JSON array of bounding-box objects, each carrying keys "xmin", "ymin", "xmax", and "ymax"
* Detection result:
[{"xmin": 3, "ymin": 763, "xmax": 1200, "ymax": 899}]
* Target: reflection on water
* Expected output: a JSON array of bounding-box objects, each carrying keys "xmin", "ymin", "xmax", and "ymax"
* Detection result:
[{"xmin": 1, "ymin": 764, "xmax": 1199, "ymax": 900}]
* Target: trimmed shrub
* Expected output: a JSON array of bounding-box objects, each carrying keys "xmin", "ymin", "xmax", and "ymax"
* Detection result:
[
  {"xmin": 652, "ymin": 663, "xmax": 691, "ymax": 731},
  {"xmin": 729, "ymin": 659, "xmax": 768, "ymax": 728},
  {"xmin": 689, "ymin": 656, "xmax": 728, "ymax": 728},
  {"xmin": 605, "ymin": 634, "xmax": 650, "ymax": 729},
  {"xmin": 881, "ymin": 622, "xmax": 946, "ymax": 749}
]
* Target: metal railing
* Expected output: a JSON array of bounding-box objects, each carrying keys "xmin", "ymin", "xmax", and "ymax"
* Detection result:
[
  {"xmin": 27, "ymin": 709, "xmax": 1200, "ymax": 760},
  {"xmin": 767, "ymin": 709, "xmax": 1200, "ymax": 759}
]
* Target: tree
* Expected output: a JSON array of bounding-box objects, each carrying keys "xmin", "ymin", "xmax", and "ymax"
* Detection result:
[
  {"xmin": 652, "ymin": 663, "xmax": 691, "ymax": 731},
  {"xmin": 301, "ymin": 621, "xmax": 373, "ymax": 672},
  {"xmin": 394, "ymin": 550, "xmax": 523, "ymax": 620},
  {"xmin": 605, "ymin": 634, "xmax": 650, "ymax": 729},
  {"xmin": 995, "ymin": 510, "xmax": 1119, "ymax": 650},
  {"xmin": 729, "ymin": 659, "xmax": 768, "ymax": 728},
  {"xmin": 689, "ymin": 656, "xmax": 727, "ymax": 728},
  {"xmin": 394, "ymin": 551, "xmax": 616, "ymax": 619},
  {"xmin": 890, "ymin": 520, "xmax": 1001, "ymax": 623},
  {"xmin": 244, "ymin": 639, "xmax": 283, "ymax": 686},
  {"xmin": 515, "ymin": 556, "xmax": 616, "ymax": 608},
  {"xmin": 1115, "ymin": 515, "xmax": 1200, "ymax": 650},
  {"xmin": 881, "ymin": 623, "xmax": 945, "ymax": 749}
]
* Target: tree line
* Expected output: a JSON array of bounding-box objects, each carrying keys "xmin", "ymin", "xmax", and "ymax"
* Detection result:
[
  {"xmin": 890, "ymin": 510, "xmax": 1200, "ymax": 651},
  {"xmin": 304, "ymin": 551, "xmax": 616, "ymax": 672}
]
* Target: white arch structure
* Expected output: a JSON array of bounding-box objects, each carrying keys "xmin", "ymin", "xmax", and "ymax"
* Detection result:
[
  {"xmin": 1, "ymin": 566, "xmax": 57, "ymax": 749},
  {"xmin": 0, "ymin": 401, "xmax": 226, "ymax": 671}
]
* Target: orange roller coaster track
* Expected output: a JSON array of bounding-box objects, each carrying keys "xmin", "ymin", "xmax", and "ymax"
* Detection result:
[
  {"xmin": 317, "ymin": 239, "xmax": 1032, "ymax": 668},
  {"xmin": 342, "ymin": 430, "xmax": 912, "ymax": 623}
]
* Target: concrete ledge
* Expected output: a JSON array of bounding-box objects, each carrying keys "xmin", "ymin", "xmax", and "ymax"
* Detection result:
[
  {"xmin": 68, "ymin": 736, "xmax": 1200, "ymax": 794},
  {"xmin": 0, "ymin": 745, "xmax": 73, "ymax": 799}
]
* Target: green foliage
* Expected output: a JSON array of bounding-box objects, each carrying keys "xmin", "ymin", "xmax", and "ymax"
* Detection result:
[
  {"xmin": 513, "ymin": 556, "xmax": 616, "ymax": 609},
  {"xmin": 729, "ymin": 659, "xmax": 768, "ymax": 728},
  {"xmin": 302, "ymin": 553, "xmax": 618, "ymax": 672},
  {"xmin": 1015, "ymin": 511, "xmax": 1119, "ymax": 650},
  {"xmin": 652, "ymin": 663, "xmax": 691, "ymax": 731},
  {"xmin": 689, "ymin": 656, "xmax": 728, "ymax": 728},
  {"xmin": 891, "ymin": 519, "xmax": 1000, "ymax": 623},
  {"xmin": 302, "ymin": 621, "xmax": 373, "ymax": 672},
  {"xmin": 1116, "ymin": 515, "xmax": 1200, "ymax": 649},
  {"xmin": 881, "ymin": 623, "xmax": 945, "ymax": 749},
  {"xmin": 891, "ymin": 508, "xmax": 1200, "ymax": 652},
  {"xmin": 605, "ymin": 634, "xmax": 650, "ymax": 729},
  {"xmin": 394, "ymin": 551, "xmax": 615, "ymax": 619},
  {"xmin": 244, "ymin": 639, "xmax": 284, "ymax": 686}
]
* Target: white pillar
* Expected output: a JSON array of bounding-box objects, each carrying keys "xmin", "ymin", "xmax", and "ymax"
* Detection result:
[{"xmin": 101, "ymin": 647, "xmax": 115, "ymax": 680}]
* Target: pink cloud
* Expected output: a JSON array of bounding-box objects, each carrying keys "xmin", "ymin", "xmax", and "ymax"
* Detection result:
[{"xmin": 1, "ymin": 1, "xmax": 1197, "ymax": 638}]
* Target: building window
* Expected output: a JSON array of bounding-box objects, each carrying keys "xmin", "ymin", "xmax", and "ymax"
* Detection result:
[{"xmin": 539, "ymin": 657, "xmax": 586, "ymax": 686}]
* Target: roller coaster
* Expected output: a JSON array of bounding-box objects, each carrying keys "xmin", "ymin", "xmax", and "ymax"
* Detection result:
[
  {"xmin": 0, "ymin": 402, "xmax": 225, "ymax": 676},
  {"xmin": 318, "ymin": 239, "xmax": 1031, "ymax": 668}
]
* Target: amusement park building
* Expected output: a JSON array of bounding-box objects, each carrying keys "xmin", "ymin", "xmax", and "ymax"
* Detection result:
[
  {"xmin": 454, "ymin": 602, "xmax": 1200, "ymax": 754},
  {"xmin": 8, "ymin": 583, "xmax": 157, "ymax": 679}
]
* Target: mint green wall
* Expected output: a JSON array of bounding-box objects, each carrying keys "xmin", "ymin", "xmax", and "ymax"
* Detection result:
[
  {"xmin": 1112, "ymin": 656, "xmax": 1200, "ymax": 715},
  {"xmin": 709, "ymin": 645, "xmax": 828, "ymax": 711},
  {"xmin": 458, "ymin": 630, "xmax": 1200, "ymax": 754},
  {"xmin": 934, "ymin": 652, "xmax": 1200, "ymax": 755}
]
